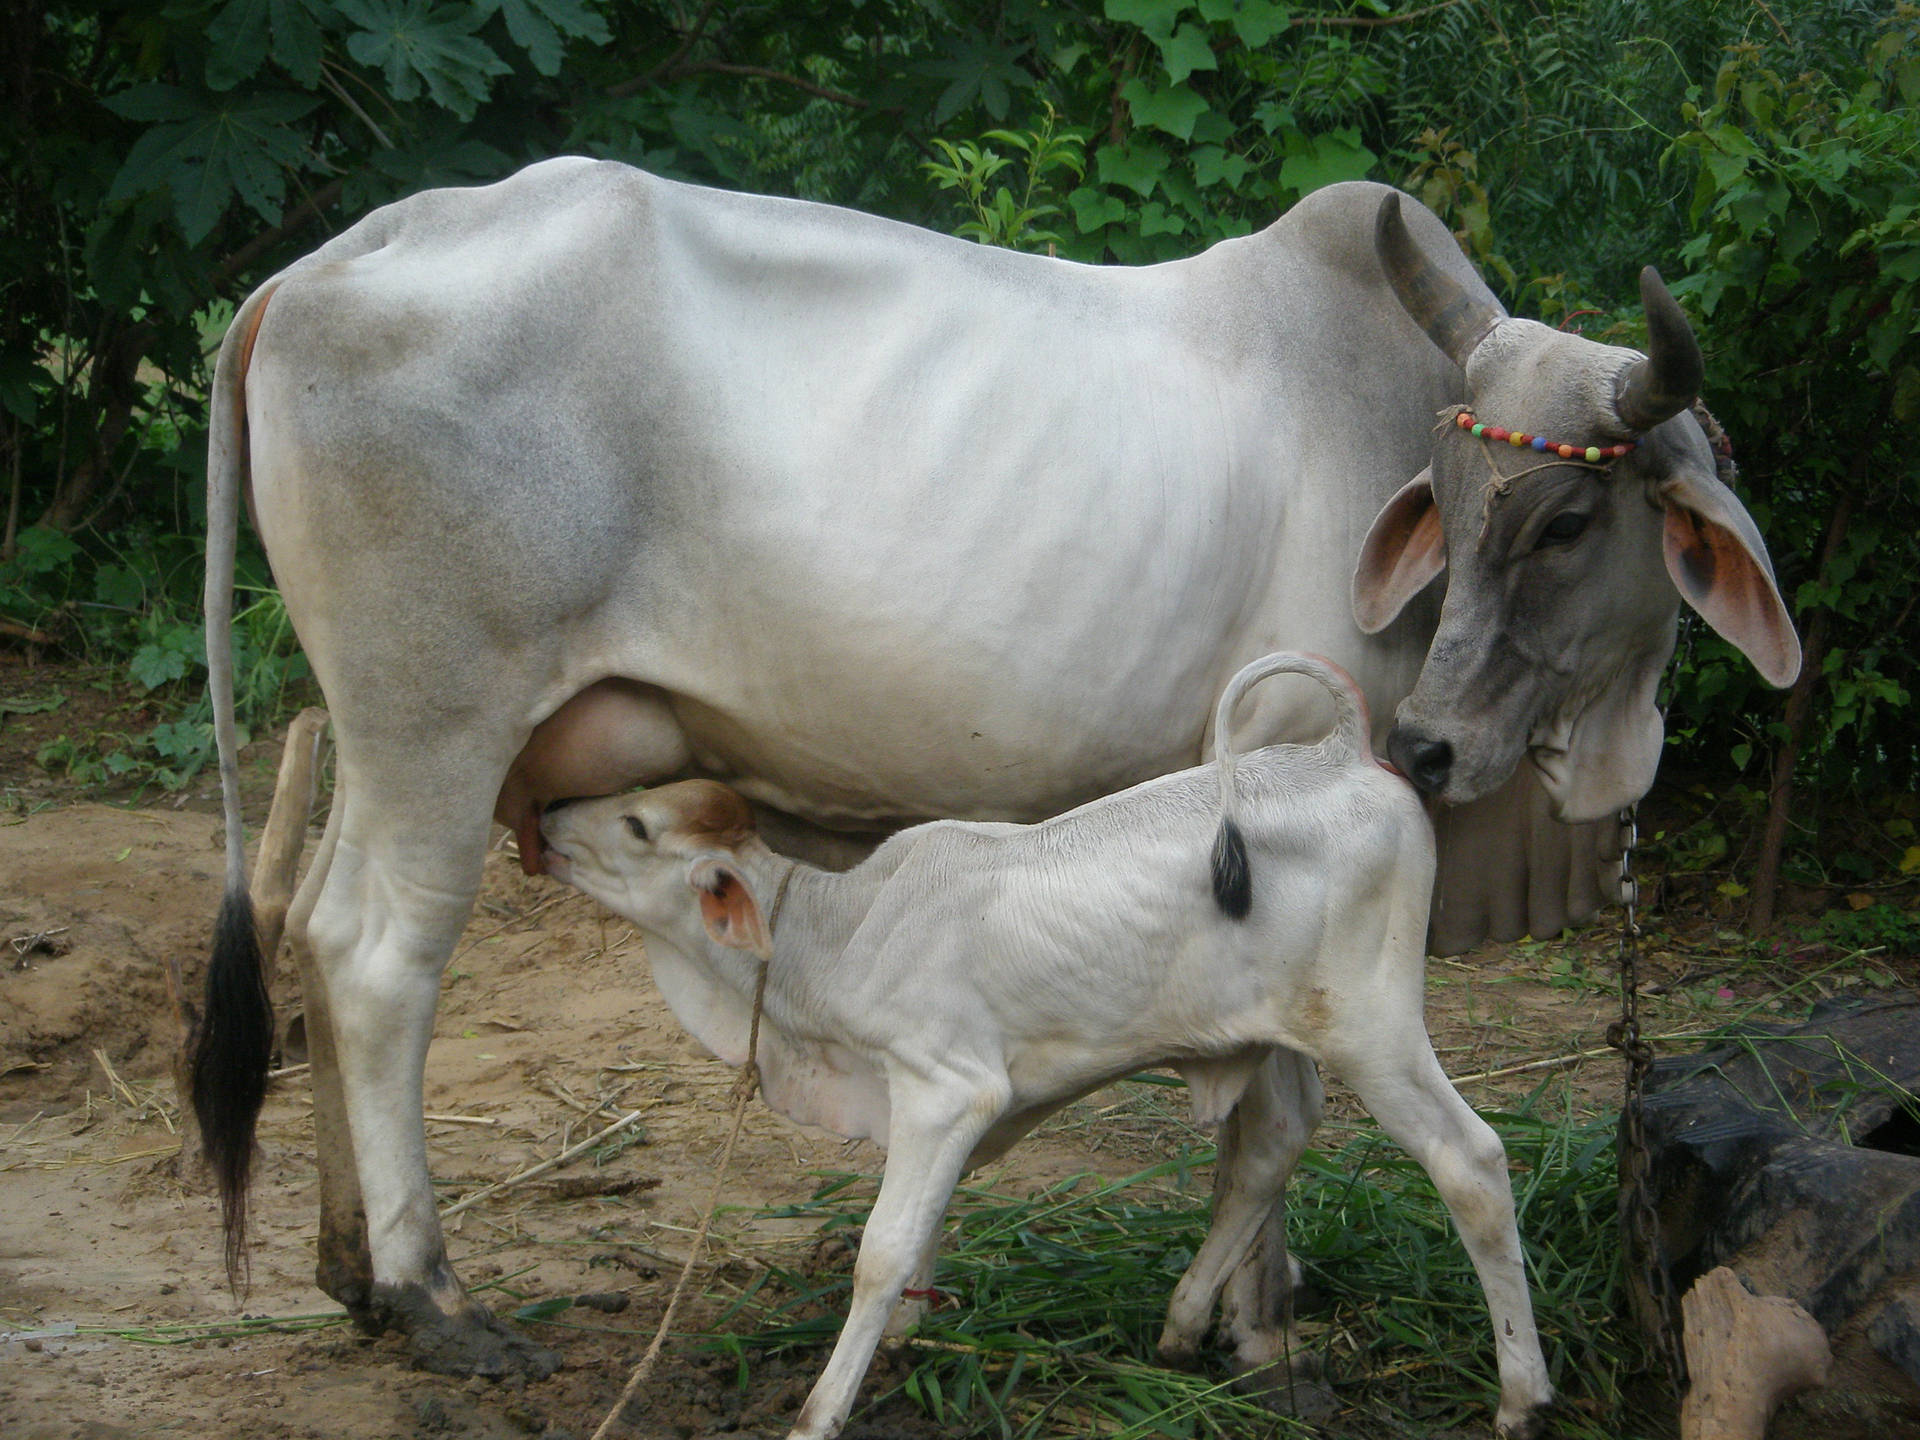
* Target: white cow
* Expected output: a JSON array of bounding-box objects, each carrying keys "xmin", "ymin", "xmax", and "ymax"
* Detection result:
[
  {"xmin": 194, "ymin": 160, "xmax": 1797, "ymax": 1373},
  {"xmin": 540, "ymin": 654, "xmax": 1554, "ymax": 1440}
]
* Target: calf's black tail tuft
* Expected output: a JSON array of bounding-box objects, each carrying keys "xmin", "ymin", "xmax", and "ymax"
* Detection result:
[
  {"xmin": 1211, "ymin": 816, "xmax": 1252, "ymax": 920},
  {"xmin": 191, "ymin": 887, "xmax": 275, "ymax": 1288}
]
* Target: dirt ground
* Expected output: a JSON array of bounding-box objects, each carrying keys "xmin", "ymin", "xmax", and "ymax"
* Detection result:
[{"xmin": 0, "ymin": 689, "xmax": 1826, "ymax": 1440}]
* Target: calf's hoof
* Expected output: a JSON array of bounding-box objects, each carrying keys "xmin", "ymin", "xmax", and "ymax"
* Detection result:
[
  {"xmin": 1493, "ymin": 1397, "xmax": 1556, "ymax": 1440},
  {"xmin": 1154, "ymin": 1331, "xmax": 1203, "ymax": 1372},
  {"xmin": 368, "ymin": 1282, "xmax": 561, "ymax": 1379},
  {"xmin": 1231, "ymin": 1356, "xmax": 1338, "ymax": 1422}
]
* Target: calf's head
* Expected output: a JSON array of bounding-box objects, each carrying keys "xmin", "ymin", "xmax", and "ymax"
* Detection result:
[
  {"xmin": 539, "ymin": 780, "xmax": 775, "ymax": 957},
  {"xmin": 1352, "ymin": 194, "xmax": 1800, "ymax": 823}
]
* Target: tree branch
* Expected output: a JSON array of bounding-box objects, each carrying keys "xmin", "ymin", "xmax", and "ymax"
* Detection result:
[
  {"xmin": 213, "ymin": 177, "xmax": 348, "ymax": 289},
  {"xmin": 657, "ymin": 59, "xmax": 884, "ymax": 111},
  {"xmin": 610, "ymin": 0, "xmax": 723, "ymax": 98}
]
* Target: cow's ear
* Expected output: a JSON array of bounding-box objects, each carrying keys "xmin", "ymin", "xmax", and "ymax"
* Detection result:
[
  {"xmin": 688, "ymin": 857, "xmax": 773, "ymax": 958},
  {"xmin": 1353, "ymin": 468, "xmax": 1446, "ymax": 634},
  {"xmin": 1657, "ymin": 475, "xmax": 1801, "ymax": 688}
]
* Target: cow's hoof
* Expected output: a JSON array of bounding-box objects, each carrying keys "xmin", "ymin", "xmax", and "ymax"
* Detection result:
[
  {"xmin": 1230, "ymin": 1358, "xmax": 1338, "ymax": 1421},
  {"xmin": 367, "ymin": 1281, "xmax": 561, "ymax": 1379},
  {"xmin": 406, "ymin": 1309, "xmax": 561, "ymax": 1379}
]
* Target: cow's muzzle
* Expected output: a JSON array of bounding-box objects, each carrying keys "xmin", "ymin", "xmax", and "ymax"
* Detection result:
[{"xmin": 1386, "ymin": 724, "xmax": 1453, "ymax": 797}]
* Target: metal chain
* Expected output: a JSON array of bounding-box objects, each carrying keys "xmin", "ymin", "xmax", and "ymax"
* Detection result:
[{"xmin": 1605, "ymin": 804, "xmax": 1689, "ymax": 1395}]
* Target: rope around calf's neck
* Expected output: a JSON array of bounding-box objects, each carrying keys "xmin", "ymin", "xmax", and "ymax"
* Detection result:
[{"xmin": 590, "ymin": 954, "xmax": 771, "ymax": 1440}]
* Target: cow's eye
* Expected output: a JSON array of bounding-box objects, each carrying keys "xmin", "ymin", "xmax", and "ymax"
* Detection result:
[
  {"xmin": 1536, "ymin": 511, "xmax": 1590, "ymax": 549},
  {"xmin": 624, "ymin": 815, "xmax": 648, "ymax": 841}
]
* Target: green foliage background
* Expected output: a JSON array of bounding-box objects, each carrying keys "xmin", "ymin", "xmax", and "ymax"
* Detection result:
[{"xmin": 1, "ymin": 0, "xmax": 1915, "ymax": 893}]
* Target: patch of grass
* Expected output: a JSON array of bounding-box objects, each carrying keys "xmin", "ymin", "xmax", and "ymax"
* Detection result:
[{"xmin": 705, "ymin": 1100, "xmax": 1670, "ymax": 1439}]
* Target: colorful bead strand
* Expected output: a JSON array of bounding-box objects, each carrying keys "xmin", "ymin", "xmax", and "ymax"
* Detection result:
[{"xmin": 1455, "ymin": 410, "xmax": 1636, "ymax": 464}]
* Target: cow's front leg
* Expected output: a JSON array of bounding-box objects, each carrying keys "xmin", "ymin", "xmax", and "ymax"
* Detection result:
[
  {"xmin": 789, "ymin": 1073, "xmax": 1005, "ymax": 1440},
  {"xmin": 306, "ymin": 781, "xmax": 559, "ymax": 1379}
]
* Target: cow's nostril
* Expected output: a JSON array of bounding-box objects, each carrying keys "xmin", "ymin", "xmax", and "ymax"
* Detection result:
[{"xmin": 1388, "ymin": 729, "xmax": 1453, "ymax": 796}]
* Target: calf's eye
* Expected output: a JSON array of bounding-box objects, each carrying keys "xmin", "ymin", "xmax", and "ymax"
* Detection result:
[
  {"xmin": 624, "ymin": 815, "xmax": 648, "ymax": 841},
  {"xmin": 1536, "ymin": 511, "xmax": 1590, "ymax": 548}
]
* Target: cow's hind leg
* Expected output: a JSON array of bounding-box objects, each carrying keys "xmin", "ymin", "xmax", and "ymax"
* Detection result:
[{"xmin": 304, "ymin": 757, "xmax": 558, "ymax": 1378}]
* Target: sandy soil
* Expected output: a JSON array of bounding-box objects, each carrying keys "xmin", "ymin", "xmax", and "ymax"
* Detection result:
[{"xmin": 0, "ymin": 720, "xmax": 1647, "ymax": 1440}]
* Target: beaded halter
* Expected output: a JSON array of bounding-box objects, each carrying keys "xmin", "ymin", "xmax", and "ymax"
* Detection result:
[{"xmin": 1454, "ymin": 410, "xmax": 1636, "ymax": 464}]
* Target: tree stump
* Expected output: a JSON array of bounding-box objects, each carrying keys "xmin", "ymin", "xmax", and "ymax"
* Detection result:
[{"xmin": 1680, "ymin": 1267, "xmax": 1831, "ymax": 1440}]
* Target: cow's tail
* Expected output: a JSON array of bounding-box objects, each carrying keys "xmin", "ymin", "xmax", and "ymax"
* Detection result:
[
  {"xmin": 193, "ymin": 282, "xmax": 281, "ymax": 1289},
  {"xmin": 1210, "ymin": 652, "xmax": 1373, "ymax": 920}
]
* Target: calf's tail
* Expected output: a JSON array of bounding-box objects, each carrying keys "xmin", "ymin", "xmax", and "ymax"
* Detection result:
[
  {"xmin": 192, "ymin": 283, "xmax": 280, "ymax": 1287},
  {"xmin": 1209, "ymin": 652, "xmax": 1374, "ymax": 920}
]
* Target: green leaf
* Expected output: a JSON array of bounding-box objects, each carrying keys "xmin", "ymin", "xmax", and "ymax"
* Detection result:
[
  {"xmin": 150, "ymin": 720, "xmax": 210, "ymax": 761},
  {"xmin": 131, "ymin": 643, "xmax": 189, "ymax": 691},
  {"xmin": 206, "ymin": 0, "xmax": 271, "ymax": 90},
  {"xmin": 270, "ymin": 0, "xmax": 327, "ymax": 86},
  {"xmin": 1197, "ymin": 0, "xmax": 1292, "ymax": 47},
  {"xmin": 0, "ymin": 693, "xmax": 65, "ymax": 718},
  {"xmin": 1277, "ymin": 128, "xmax": 1375, "ymax": 197},
  {"xmin": 1104, "ymin": 0, "xmax": 1187, "ymax": 43},
  {"xmin": 1096, "ymin": 140, "xmax": 1169, "ymax": 197},
  {"xmin": 102, "ymin": 84, "xmax": 203, "ymax": 124},
  {"xmin": 512, "ymin": 1296, "xmax": 576, "ymax": 1322},
  {"xmin": 339, "ymin": 0, "xmax": 510, "ymax": 119},
  {"xmin": 0, "ymin": 354, "xmax": 49, "ymax": 423},
  {"xmin": 1191, "ymin": 143, "xmax": 1251, "ymax": 189},
  {"xmin": 106, "ymin": 89, "xmax": 319, "ymax": 242},
  {"xmin": 10, "ymin": 526, "xmax": 81, "ymax": 576},
  {"xmin": 474, "ymin": 0, "xmax": 610, "ymax": 77},
  {"xmin": 1069, "ymin": 185, "xmax": 1127, "ymax": 232},
  {"xmin": 917, "ymin": 38, "xmax": 1035, "ymax": 126},
  {"xmin": 1138, "ymin": 200, "xmax": 1186, "ymax": 237},
  {"xmin": 1154, "ymin": 22, "xmax": 1217, "ymax": 86},
  {"xmin": 1120, "ymin": 80, "xmax": 1208, "ymax": 141}
]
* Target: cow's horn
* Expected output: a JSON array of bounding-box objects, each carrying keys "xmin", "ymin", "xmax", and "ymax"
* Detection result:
[
  {"xmin": 1374, "ymin": 192, "xmax": 1502, "ymax": 369},
  {"xmin": 1614, "ymin": 267, "xmax": 1703, "ymax": 431}
]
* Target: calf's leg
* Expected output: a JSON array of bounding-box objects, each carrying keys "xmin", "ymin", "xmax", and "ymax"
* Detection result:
[
  {"xmin": 790, "ymin": 1075, "xmax": 1007, "ymax": 1440},
  {"xmin": 881, "ymin": 1223, "xmax": 946, "ymax": 1342},
  {"xmin": 1327, "ymin": 1037, "xmax": 1553, "ymax": 1438},
  {"xmin": 1217, "ymin": 1050, "xmax": 1328, "ymax": 1400},
  {"xmin": 1158, "ymin": 1048, "xmax": 1322, "ymax": 1381}
]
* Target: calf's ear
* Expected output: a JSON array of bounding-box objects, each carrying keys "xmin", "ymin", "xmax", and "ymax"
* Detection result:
[
  {"xmin": 688, "ymin": 857, "xmax": 773, "ymax": 959},
  {"xmin": 1657, "ymin": 475, "xmax": 1801, "ymax": 688},
  {"xmin": 1353, "ymin": 469, "xmax": 1447, "ymax": 634}
]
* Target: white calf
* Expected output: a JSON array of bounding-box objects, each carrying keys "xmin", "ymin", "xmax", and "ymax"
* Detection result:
[{"xmin": 541, "ymin": 653, "xmax": 1553, "ymax": 1440}]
